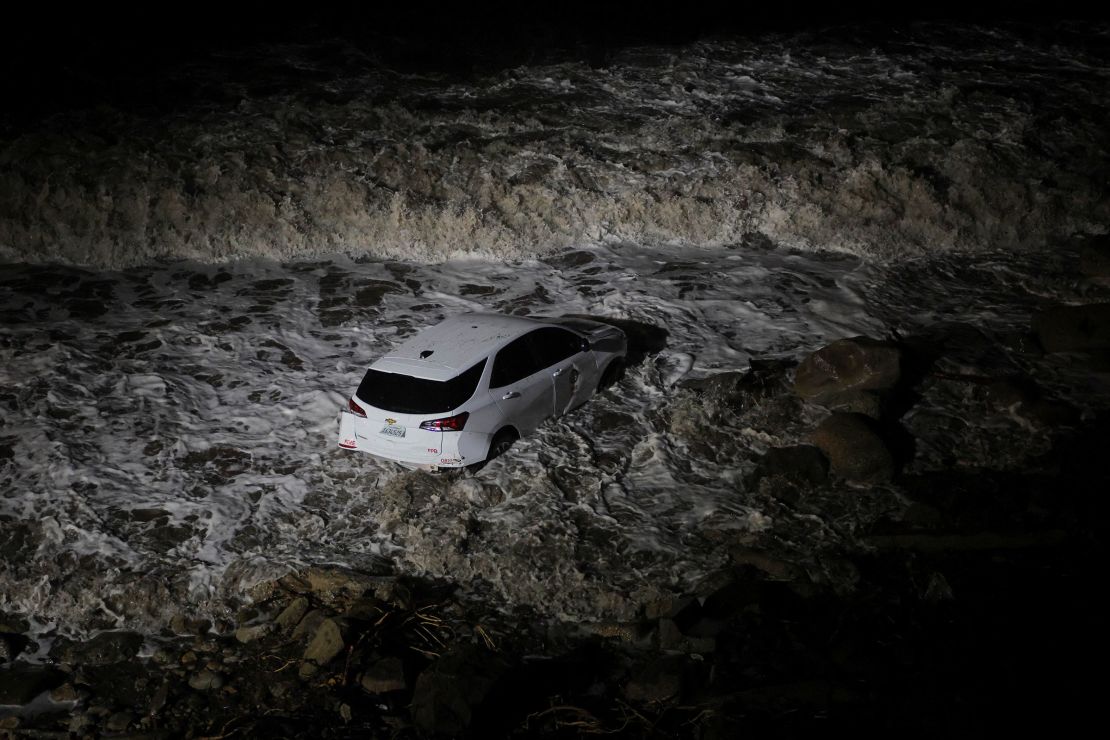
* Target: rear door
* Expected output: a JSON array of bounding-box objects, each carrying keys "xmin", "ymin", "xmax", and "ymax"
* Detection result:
[
  {"xmin": 528, "ymin": 327, "xmax": 590, "ymax": 417},
  {"xmin": 488, "ymin": 333, "xmax": 552, "ymax": 435}
]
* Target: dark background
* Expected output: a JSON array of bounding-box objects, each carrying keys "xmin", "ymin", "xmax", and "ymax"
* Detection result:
[{"xmin": 2, "ymin": 0, "xmax": 1103, "ymax": 117}]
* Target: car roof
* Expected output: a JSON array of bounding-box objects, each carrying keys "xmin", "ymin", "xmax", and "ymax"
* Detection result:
[{"xmin": 371, "ymin": 313, "xmax": 569, "ymax": 381}]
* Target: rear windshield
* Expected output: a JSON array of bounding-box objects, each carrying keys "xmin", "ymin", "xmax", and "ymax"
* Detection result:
[{"xmin": 356, "ymin": 359, "xmax": 486, "ymax": 415}]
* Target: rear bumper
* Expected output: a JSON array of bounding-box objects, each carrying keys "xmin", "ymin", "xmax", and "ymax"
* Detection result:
[{"xmin": 337, "ymin": 411, "xmax": 469, "ymax": 468}]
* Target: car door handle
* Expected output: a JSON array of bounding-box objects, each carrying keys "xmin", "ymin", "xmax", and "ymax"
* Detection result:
[
  {"xmin": 502, "ymin": 391, "xmax": 521, "ymax": 400},
  {"xmin": 552, "ymin": 367, "xmax": 565, "ymax": 377}
]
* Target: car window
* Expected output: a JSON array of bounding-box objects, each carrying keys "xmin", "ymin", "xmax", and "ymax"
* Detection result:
[
  {"xmin": 490, "ymin": 334, "xmax": 544, "ymax": 388},
  {"xmin": 527, "ymin": 327, "xmax": 583, "ymax": 369},
  {"xmin": 357, "ymin": 359, "xmax": 486, "ymax": 414}
]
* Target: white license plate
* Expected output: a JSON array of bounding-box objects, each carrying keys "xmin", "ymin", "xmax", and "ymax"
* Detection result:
[{"xmin": 380, "ymin": 424, "xmax": 406, "ymax": 438}]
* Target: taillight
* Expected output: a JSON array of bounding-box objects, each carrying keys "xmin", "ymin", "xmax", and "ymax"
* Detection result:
[
  {"xmin": 419, "ymin": 412, "xmax": 469, "ymax": 432},
  {"xmin": 348, "ymin": 398, "xmax": 367, "ymax": 417}
]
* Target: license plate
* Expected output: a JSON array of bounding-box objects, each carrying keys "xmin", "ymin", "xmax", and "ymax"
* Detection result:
[{"xmin": 380, "ymin": 424, "xmax": 406, "ymax": 438}]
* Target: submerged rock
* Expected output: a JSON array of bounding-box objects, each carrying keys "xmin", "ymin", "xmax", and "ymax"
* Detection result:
[
  {"xmin": 811, "ymin": 413, "xmax": 895, "ymax": 482},
  {"xmin": 1033, "ymin": 303, "xmax": 1110, "ymax": 352},
  {"xmin": 794, "ymin": 337, "xmax": 902, "ymax": 403}
]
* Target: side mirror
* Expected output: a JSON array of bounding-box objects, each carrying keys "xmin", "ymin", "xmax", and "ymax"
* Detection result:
[{"xmin": 580, "ymin": 338, "xmax": 590, "ymax": 353}]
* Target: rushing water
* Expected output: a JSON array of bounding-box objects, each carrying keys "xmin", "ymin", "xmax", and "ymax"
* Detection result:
[{"xmin": 1, "ymin": 22, "xmax": 1109, "ymax": 641}]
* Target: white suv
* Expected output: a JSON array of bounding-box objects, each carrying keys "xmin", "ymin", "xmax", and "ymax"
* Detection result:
[{"xmin": 338, "ymin": 313, "xmax": 627, "ymax": 469}]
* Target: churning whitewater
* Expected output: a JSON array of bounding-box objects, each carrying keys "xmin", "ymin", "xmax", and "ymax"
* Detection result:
[
  {"xmin": 2, "ymin": 24, "xmax": 1108, "ymax": 268},
  {"xmin": 1, "ymin": 22, "xmax": 1109, "ymax": 643}
]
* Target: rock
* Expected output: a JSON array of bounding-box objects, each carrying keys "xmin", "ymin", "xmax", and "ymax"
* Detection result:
[
  {"xmin": 274, "ymin": 597, "xmax": 310, "ymax": 631},
  {"xmin": 51, "ymin": 630, "xmax": 143, "ymax": 666},
  {"xmin": 279, "ymin": 565, "xmax": 393, "ymax": 608},
  {"xmin": 50, "ymin": 682, "xmax": 80, "ymax": 702},
  {"xmin": 622, "ymin": 657, "xmax": 684, "ymax": 703},
  {"xmin": 0, "ymin": 716, "xmax": 19, "ymax": 730},
  {"xmin": 169, "ymin": 614, "xmax": 211, "ymax": 636},
  {"xmin": 811, "ymin": 412, "xmax": 895, "ymax": 482},
  {"xmin": 360, "ymin": 657, "xmax": 407, "ymax": 694},
  {"xmin": 819, "ymin": 389, "xmax": 886, "ymax": 419},
  {"xmin": 299, "ymin": 618, "xmax": 348, "ymax": 679},
  {"xmin": 1079, "ymin": 235, "xmax": 1110, "ymax": 277},
  {"xmin": 410, "ymin": 645, "xmax": 509, "ymax": 735},
  {"xmin": 235, "ymin": 622, "xmax": 274, "ymax": 644},
  {"xmin": 748, "ymin": 445, "xmax": 829, "ymax": 488},
  {"xmin": 794, "ymin": 337, "xmax": 902, "ymax": 403},
  {"xmin": 105, "ymin": 711, "xmax": 133, "ymax": 732},
  {"xmin": 983, "ymin": 377, "xmax": 1038, "ymax": 410},
  {"xmin": 0, "ymin": 664, "xmax": 67, "ymax": 704},
  {"xmin": 188, "ymin": 669, "xmax": 224, "ymax": 691},
  {"xmin": 292, "ymin": 609, "xmax": 327, "ymax": 641},
  {"xmin": 1033, "ymin": 303, "xmax": 1110, "ymax": 352}
]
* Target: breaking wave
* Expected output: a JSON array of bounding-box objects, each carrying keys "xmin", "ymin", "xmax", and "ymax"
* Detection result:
[{"xmin": 2, "ymin": 23, "xmax": 1108, "ymax": 268}]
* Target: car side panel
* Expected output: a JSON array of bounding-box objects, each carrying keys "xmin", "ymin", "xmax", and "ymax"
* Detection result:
[
  {"xmin": 489, "ymin": 367, "xmax": 553, "ymax": 435},
  {"xmin": 552, "ymin": 352, "xmax": 595, "ymax": 416}
]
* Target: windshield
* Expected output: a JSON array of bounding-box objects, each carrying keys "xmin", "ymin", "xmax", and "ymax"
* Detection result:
[{"xmin": 356, "ymin": 359, "xmax": 486, "ymax": 415}]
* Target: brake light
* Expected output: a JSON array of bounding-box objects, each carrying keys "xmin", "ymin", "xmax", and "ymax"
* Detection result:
[
  {"xmin": 348, "ymin": 398, "xmax": 367, "ymax": 417},
  {"xmin": 419, "ymin": 412, "xmax": 469, "ymax": 432}
]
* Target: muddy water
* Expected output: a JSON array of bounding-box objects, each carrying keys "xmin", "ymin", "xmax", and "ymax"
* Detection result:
[{"xmin": 2, "ymin": 241, "xmax": 1106, "ymax": 641}]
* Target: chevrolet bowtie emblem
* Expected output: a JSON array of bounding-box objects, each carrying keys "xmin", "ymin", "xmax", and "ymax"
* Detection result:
[{"xmin": 385, "ymin": 418, "xmax": 396, "ymax": 425}]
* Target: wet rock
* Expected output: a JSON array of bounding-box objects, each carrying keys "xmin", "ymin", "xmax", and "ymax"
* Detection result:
[
  {"xmin": 811, "ymin": 413, "xmax": 895, "ymax": 482},
  {"xmin": 292, "ymin": 609, "xmax": 327, "ymax": 641},
  {"xmin": 188, "ymin": 669, "xmax": 224, "ymax": 691},
  {"xmin": 235, "ymin": 622, "xmax": 274, "ymax": 644},
  {"xmin": 794, "ymin": 337, "xmax": 902, "ymax": 402},
  {"xmin": 360, "ymin": 657, "xmax": 407, "ymax": 694},
  {"xmin": 622, "ymin": 657, "xmax": 684, "ymax": 703},
  {"xmin": 299, "ymin": 618, "xmax": 348, "ymax": 679},
  {"xmin": 275, "ymin": 597, "xmax": 310, "ymax": 632},
  {"xmin": 169, "ymin": 614, "xmax": 211, "ymax": 636},
  {"xmin": 279, "ymin": 565, "xmax": 393, "ymax": 608},
  {"xmin": 983, "ymin": 377, "xmax": 1039, "ymax": 410},
  {"xmin": 52, "ymin": 630, "xmax": 143, "ymax": 666},
  {"xmin": 0, "ymin": 664, "xmax": 66, "ymax": 704},
  {"xmin": 50, "ymin": 682, "xmax": 80, "ymax": 702},
  {"xmin": 1079, "ymin": 235, "xmax": 1110, "ymax": 277},
  {"xmin": 411, "ymin": 645, "xmax": 509, "ymax": 735},
  {"xmin": 819, "ymin": 389, "xmax": 886, "ymax": 419},
  {"xmin": 105, "ymin": 711, "xmax": 133, "ymax": 732},
  {"xmin": 1033, "ymin": 303, "xmax": 1110, "ymax": 352},
  {"xmin": 748, "ymin": 445, "xmax": 829, "ymax": 488}
]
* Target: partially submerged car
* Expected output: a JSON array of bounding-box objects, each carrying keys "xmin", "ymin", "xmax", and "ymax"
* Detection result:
[{"xmin": 338, "ymin": 313, "xmax": 627, "ymax": 469}]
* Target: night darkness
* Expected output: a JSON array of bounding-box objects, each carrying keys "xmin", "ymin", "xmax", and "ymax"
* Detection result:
[{"xmin": 2, "ymin": 1, "xmax": 1109, "ymax": 737}]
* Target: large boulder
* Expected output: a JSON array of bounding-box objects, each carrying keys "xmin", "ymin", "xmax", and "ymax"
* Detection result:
[
  {"xmin": 1033, "ymin": 303, "xmax": 1110, "ymax": 352},
  {"xmin": 810, "ymin": 413, "xmax": 895, "ymax": 482},
  {"xmin": 793, "ymin": 338, "xmax": 902, "ymax": 405}
]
